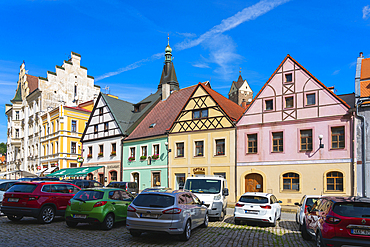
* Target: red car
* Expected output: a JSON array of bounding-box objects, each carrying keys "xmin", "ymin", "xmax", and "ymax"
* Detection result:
[
  {"xmin": 1, "ymin": 181, "xmax": 80, "ymax": 224},
  {"xmin": 301, "ymin": 196, "xmax": 370, "ymax": 246}
]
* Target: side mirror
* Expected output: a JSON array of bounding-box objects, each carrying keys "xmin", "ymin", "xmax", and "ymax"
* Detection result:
[
  {"xmin": 223, "ymin": 188, "xmax": 229, "ymax": 196},
  {"xmin": 294, "ymin": 202, "xmax": 300, "ymax": 206},
  {"xmin": 278, "ymin": 200, "xmax": 282, "ymax": 203}
]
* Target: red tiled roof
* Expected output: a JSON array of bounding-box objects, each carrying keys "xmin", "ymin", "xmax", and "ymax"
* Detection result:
[
  {"xmin": 244, "ymin": 55, "xmax": 350, "ymax": 116},
  {"xmin": 200, "ymin": 83, "xmax": 245, "ymax": 122},
  {"xmin": 64, "ymin": 106, "xmax": 92, "ymax": 113},
  {"xmin": 361, "ymin": 58, "xmax": 370, "ymax": 80},
  {"xmin": 78, "ymin": 100, "xmax": 94, "ymax": 108},
  {"xmin": 27, "ymin": 74, "xmax": 39, "ymax": 93},
  {"xmin": 125, "ymin": 85, "xmax": 197, "ymax": 140}
]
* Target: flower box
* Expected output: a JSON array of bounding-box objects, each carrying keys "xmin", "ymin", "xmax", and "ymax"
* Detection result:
[
  {"xmin": 128, "ymin": 156, "xmax": 135, "ymax": 161},
  {"xmin": 98, "ymin": 152, "xmax": 103, "ymax": 157},
  {"xmin": 111, "ymin": 151, "xmax": 116, "ymax": 156},
  {"xmin": 217, "ymin": 151, "xmax": 224, "ymax": 155},
  {"xmin": 87, "ymin": 154, "xmax": 92, "ymax": 158},
  {"xmin": 152, "ymin": 154, "xmax": 159, "ymax": 160},
  {"xmin": 140, "ymin": 155, "xmax": 147, "ymax": 160}
]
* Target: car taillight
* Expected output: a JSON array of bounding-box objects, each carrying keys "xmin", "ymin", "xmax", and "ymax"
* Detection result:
[
  {"xmin": 304, "ymin": 205, "xmax": 308, "ymax": 213},
  {"xmin": 235, "ymin": 203, "xmax": 244, "ymax": 207},
  {"xmin": 93, "ymin": 201, "xmax": 107, "ymax": 208},
  {"xmin": 260, "ymin": 205, "xmax": 271, "ymax": 209},
  {"xmin": 28, "ymin": 196, "xmax": 39, "ymax": 201},
  {"xmin": 162, "ymin": 208, "xmax": 182, "ymax": 214},
  {"xmin": 325, "ymin": 216, "xmax": 341, "ymax": 224},
  {"xmin": 127, "ymin": 205, "xmax": 136, "ymax": 212}
]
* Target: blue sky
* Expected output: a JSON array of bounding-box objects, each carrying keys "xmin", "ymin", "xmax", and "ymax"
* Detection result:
[{"xmin": 0, "ymin": 0, "xmax": 370, "ymax": 143}]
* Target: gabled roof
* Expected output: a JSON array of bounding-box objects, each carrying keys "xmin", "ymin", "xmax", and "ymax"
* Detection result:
[
  {"xmin": 27, "ymin": 74, "xmax": 39, "ymax": 93},
  {"xmin": 234, "ymin": 75, "xmax": 244, "ymax": 89},
  {"xmin": 125, "ymin": 85, "xmax": 197, "ymax": 141},
  {"xmin": 64, "ymin": 106, "xmax": 92, "ymax": 113},
  {"xmin": 10, "ymin": 83, "xmax": 22, "ymax": 103},
  {"xmin": 243, "ymin": 55, "xmax": 350, "ymax": 115}
]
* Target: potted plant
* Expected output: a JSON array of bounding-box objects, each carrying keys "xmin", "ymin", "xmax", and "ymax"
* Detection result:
[
  {"xmin": 140, "ymin": 155, "xmax": 147, "ymax": 160},
  {"xmin": 128, "ymin": 156, "xmax": 135, "ymax": 161},
  {"xmin": 152, "ymin": 154, "xmax": 159, "ymax": 160},
  {"xmin": 111, "ymin": 151, "xmax": 116, "ymax": 156},
  {"xmin": 217, "ymin": 151, "xmax": 224, "ymax": 155},
  {"xmin": 98, "ymin": 152, "xmax": 103, "ymax": 157},
  {"xmin": 197, "ymin": 153, "xmax": 203, "ymax": 156},
  {"xmin": 87, "ymin": 154, "xmax": 92, "ymax": 158}
]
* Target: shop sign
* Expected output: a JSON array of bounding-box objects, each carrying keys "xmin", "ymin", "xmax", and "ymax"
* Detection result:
[
  {"xmin": 108, "ymin": 165, "xmax": 120, "ymax": 169},
  {"xmin": 37, "ymin": 166, "xmax": 41, "ymax": 170},
  {"xmin": 193, "ymin": 167, "xmax": 205, "ymax": 173},
  {"xmin": 77, "ymin": 157, "xmax": 84, "ymax": 163}
]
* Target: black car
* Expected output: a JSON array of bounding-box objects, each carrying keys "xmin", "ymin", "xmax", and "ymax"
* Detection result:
[
  {"xmin": 106, "ymin": 182, "xmax": 138, "ymax": 196},
  {"xmin": 63, "ymin": 179, "xmax": 103, "ymax": 188},
  {"xmin": 18, "ymin": 177, "xmax": 60, "ymax": 182}
]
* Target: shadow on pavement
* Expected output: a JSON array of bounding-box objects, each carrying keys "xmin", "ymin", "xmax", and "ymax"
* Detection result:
[{"xmin": 278, "ymin": 220, "xmax": 300, "ymax": 231}]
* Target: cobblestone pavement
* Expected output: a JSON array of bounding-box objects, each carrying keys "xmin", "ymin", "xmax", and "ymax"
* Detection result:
[{"xmin": 0, "ymin": 214, "xmax": 314, "ymax": 247}]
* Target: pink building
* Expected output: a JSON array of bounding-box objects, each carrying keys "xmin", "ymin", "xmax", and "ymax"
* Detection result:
[{"xmin": 236, "ymin": 55, "xmax": 354, "ymax": 204}]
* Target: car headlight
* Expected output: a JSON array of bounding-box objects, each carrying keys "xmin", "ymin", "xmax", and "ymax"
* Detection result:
[{"xmin": 214, "ymin": 195, "xmax": 221, "ymax": 200}]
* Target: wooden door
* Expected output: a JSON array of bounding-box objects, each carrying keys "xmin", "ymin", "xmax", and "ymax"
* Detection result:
[{"xmin": 245, "ymin": 173, "xmax": 263, "ymax": 192}]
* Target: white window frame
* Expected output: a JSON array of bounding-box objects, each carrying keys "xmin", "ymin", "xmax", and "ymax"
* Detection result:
[
  {"xmin": 214, "ymin": 138, "xmax": 226, "ymax": 156},
  {"xmin": 194, "ymin": 139, "xmax": 205, "ymax": 157},
  {"xmin": 152, "ymin": 143, "xmax": 160, "ymax": 156},
  {"xmin": 129, "ymin": 146, "xmax": 136, "ymax": 161},
  {"xmin": 71, "ymin": 120, "xmax": 77, "ymax": 132},
  {"xmin": 140, "ymin": 145, "xmax": 148, "ymax": 159}
]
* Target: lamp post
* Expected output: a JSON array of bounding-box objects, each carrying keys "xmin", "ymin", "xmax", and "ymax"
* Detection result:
[
  {"xmin": 165, "ymin": 141, "xmax": 171, "ymax": 188},
  {"xmin": 318, "ymin": 135, "xmax": 324, "ymax": 149}
]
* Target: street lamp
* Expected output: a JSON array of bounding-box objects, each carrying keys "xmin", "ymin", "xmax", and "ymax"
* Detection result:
[{"xmin": 318, "ymin": 135, "xmax": 324, "ymax": 149}]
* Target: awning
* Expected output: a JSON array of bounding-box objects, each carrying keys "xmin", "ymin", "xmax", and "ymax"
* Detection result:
[
  {"xmin": 0, "ymin": 171, "xmax": 12, "ymax": 177},
  {"xmin": 44, "ymin": 166, "xmax": 58, "ymax": 175},
  {"xmin": 46, "ymin": 166, "xmax": 103, "ymax": 177},
  {"xmin": 36, "ymin": 168, "xmax": 48, "ymax": 176},
  {"xmin": 14, "ymin": 170, "xmax": 38, "ymax": 178}
]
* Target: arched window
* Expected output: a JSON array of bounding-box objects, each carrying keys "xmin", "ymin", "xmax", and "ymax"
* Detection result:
[
  {"xmin": 110, "ymin": 171, "xmax": 117, "ymax": 182},
  {"xmin": 283, "ymin": 172, "xmax": 299, "ymax": 191},
  {"xmin": 326, "ymin": 172, "xmax": 343, "ymax": 191}
]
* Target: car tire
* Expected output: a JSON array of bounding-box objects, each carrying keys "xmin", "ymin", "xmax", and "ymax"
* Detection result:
[
  {"xmin": 301, "ymin": 220, "xmax": 311, "ymax": 240},
  {"xmin": 38, "ymin": 206, "xmax": 55, "ymax": 224},
  {"xmin": 66, "ymin": 220, "xmax": 78, "ymax": 228},
  {"xmin": 270, "ymin": 214, "xmax": 277, "ymax": 227},
  {"xmin": 7, "ymin": 215, "xmax": 23, "ymax": 222},
  {"xmin": 234, "ymin": 219, "xmax": 241, "ymax": 225},
  {"xmin": 179, "ymin": 220, "xmax": 191, "ymax": 241},
  {"xmin": 315, "ymin": 231, "xmax": 324, "ymax": 247},
  {"xmin": 101, "ymin": 213, "xmax": 114, "ymax": 230},
  {"xmin": 201, "ymin": 213, "xmax": 209, "ymax": 228},
  {"xmin": 219, "ymin": 209, "xmax": 225, "ymax": 221},
  {"xmin": 277, "ymin": 210, "xmax": 281, "ymax": 221},
  {"xmin": 130, "ymin": 230, "xmax": 142, "ymax": 237}
]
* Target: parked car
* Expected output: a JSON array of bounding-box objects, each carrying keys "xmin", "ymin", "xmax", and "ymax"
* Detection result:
[
  {"xmin": 0, "ymin": 180, "xmax": 18, "ymax": 215},
  {"xmin": 1, "ymin": 181, "xmax": 80, "ymax": 223},
  {"xmin": 126, "ymin": 189, "xmax": 208, "ymax": 241},
  {"xmin": 301, "ymin": 196, "xmax": 370, "ymax": 246},
  {"xmin": 234, "ymin": 192, "xmax": 282, "ymax": 226},
  {"xmin": 295, "ymin": 195, "xmax": 320, "ymax": 229},
  {"xmin": 65, "ymin": 187, "xmax": 134, "ymax": 230},
  {"xmin": 64, "ymin": 179, "xmax": 103, "ymax": 188},
  {"xmin": 18, "ymin": 177, "xmax": 60, "ymax": 182},
  {"xmin": 141, "ymin": 187, "xmax": 171, "ymax": 193},
  {"xmin": 106, "ymin": 182, "xmax": 138, "ymax": 196}
]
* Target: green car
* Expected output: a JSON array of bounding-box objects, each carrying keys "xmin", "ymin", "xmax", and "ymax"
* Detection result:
[{"xmin": 65, "ymin": 187, "xmax": 134, "ymax": 230}]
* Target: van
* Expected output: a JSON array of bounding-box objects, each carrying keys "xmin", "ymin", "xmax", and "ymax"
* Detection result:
[
  {"xmin": 184, "ymin": 175, "xmax": 228, "ymax": 221},
  {"xmin": 106, "ymin": 181, "xmax": 138, "ymax": 196}
]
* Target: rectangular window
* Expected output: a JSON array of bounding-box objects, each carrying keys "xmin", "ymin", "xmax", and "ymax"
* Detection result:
[
  {"xmin": 15, "ymin": 111, "xmax": 19, "ymax": 120},
  {"xmin": 99, "ymin": 108, "xmax": 103, "ymax": 116},
  {"xmin": 306, "ymin": 93, "xmax": 316, "ymax": 105},
  {"xmin": 56, "ymin": 142, "xmax": 58, "ymax": 154},
  {"xmin": 247, "ymin": 134, "xmax": 258, "ymax": 154},
  {"xmin": 300, "ymin": 129, "xmax": 312, "ymax": 151},
  {"xmin": 112, "ymin": 143, "xmax": 116, "ymax": 152},
  {"xmin": 285, "ymin": 73, "xmax": 293, "ymax": 82},
  {"xmin": 88, "ymin": 146, "xmax": 92, "ymax": 155},
  {"xmin": 215, "ymin": 139, "xmax": 225, "ymax": 155},
  {"xmin": 130, "ymin": 147, "xmax": 135, "ymax": 160},
  {"xmin": 72, "ymin": 120, "xmax": 77, "ymax": 132},
  {"xmin": 153, "ymin": 144, "xmax": 159, "ymax": 155},
  {"xmin": 15, "ymin": 129, "xmax": 19, "ymax": 138},
  {"xmin": 71, "ymin": 142, "xmax": 77, "ymax": 154},
  {"xmin": 193, "ymin": 109, "xmax": 208, "ymax": 119},
  {"xmin": 265, "ymin": 99, "xmax": 273, "ymax": 111},
  {"xmin": 331, "ymin": 126, "xmax": 345, "ymax": 149},
  {"xmin": 104, "ymin": 122, "xmax": 108, "ymax": 132},
  {"xmin": 99, "ymin": 145, "xmax": 103, "ymax": 156},
  {"xmin": 195, "ymin": 141, "xmax": 204, "ymax": 156},
  {"xmin": 176, "ymin": 142, "xmax": 184, "ymax": 157},
  {"xmin": 141, "ymin": 146, "xmax": 147, "ymax": 157},
  {"xmin": 285, "ymin": 96, "xmax": 294, "ymax": 108},
  {"xmin": 94, "ymin": 125, "xmax": 98, "ymax": 134},
  {"xmin": 70, "ymin": 163, "xmax": 78, "ymax": 168},
  {"xmin": 152, "ymin": 172, "xmax": 161, "ymax": 187},
  {"xmin": 272, "ymin": 132, "xmax": 283, "ymax": 152}
]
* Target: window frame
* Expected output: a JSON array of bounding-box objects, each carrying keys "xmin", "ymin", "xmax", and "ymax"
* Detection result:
[
  {"xmin": 285, "ymin": 73, "xmax": 293, "ymax": 83},
  {"xmin": 152, "ymin": 143, "xmax": 160, "ymax": 156},
  {"xmin": 282, "ymin": 172, "xmax": 300, "ymax": 191},
  {"xmin": 331, "ymin": 126, "xmax": 345, "ymax": 149},
  {"xmin": 325, "ymin": 171, "xmax": 344, "ymax": 192},
  {"xmin": 104, "ymin": 122, "xmax": 109, "ymax": 132},
  {"xmin": 272, "ymin": 131, "xmax": 284, "ymax": 153},
  {"xmin": 176, "ymin": 142, "xmax": 185, "ymax": 158},
  {"xmin": 247, "ymin": 133, "xmax": 258, "ymax": 154},
  {"xmin": 194, "ymin": 140, "xmax": 204, "ymax": 157},
  {"xmin": 140, "ymin": 145, "xmax": 148, "ymax": 159},
  {"xmin": 265, "ymin": 99, "xmax": 274, "ymax": 111},
  {"xmin": 71, "ymin": 120, "xmax": 77, "ymax": 132},
  {"xmin": 192, "ymin": 109, "xmax": 208, "ymax": 119},
  {"xmin": 305, "ymin": 92, "xmax": 317, "ymax": 106},
  {"xmin": 300, "ymin": 129, "xmax": 313, "ymax": 152},
  {"xmin": 129, "ymin": 147, "xmax": 136, "ymax": 161},
  {"xmin": 94, "ymin": 125, "xmax": 98, "ymax": 134},
  {"xmin": 284, "ymin": 96, "xmax": 294, "ymax": 109},
  {"xmin": 99, "ymin": 144, "xmax": 104, "ymax": 157},
  {"xmin": 215, "ymin": 139, "xmax": 225, "ymax": 156}
]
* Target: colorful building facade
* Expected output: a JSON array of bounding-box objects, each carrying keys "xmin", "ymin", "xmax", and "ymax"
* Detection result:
[{"xmin": 237, "ymin": 55, "xmax": 354, "ymax": 204}]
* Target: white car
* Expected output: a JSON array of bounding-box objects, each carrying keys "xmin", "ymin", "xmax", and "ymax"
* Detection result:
[
  {"xmin": 0, "ymin": 180, "xmax": 18, "ymax": 215},
  {"xmin": 234, "ymin": 192, "xmax": 282, "ymax": 226},
  {"xmin": 294, "ymin": 195, "xmax": 320, "ymax": 230}
]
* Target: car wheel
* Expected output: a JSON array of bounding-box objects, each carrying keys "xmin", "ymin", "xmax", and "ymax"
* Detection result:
[
  {"xmin": 234, "ymin": 219, "xmax": 241, "ymax": 225},
  {"xmin": 130, "ymin": 230, "xmax": 142, "ymax": 237},
  {"xmin": 277, "ymin": 210, "xmax": 281, "ymax": 221},
  {"xmin": 315, "ymin": 231, "xmax": 324, "ymax": 247},
  {"xmin": 270, "ymin": 214, "xmax": 277, "ymax": 227},
  {"xmin": 219, "ymin": 209, "xmax": 225, "ymax": 221},
  {"xmin": 66, "ymin": 220, "xmax": 78, "ymax": 228},
  {"xmin": 179, "ymin": 220, "xmax": 191, "ymax": 241},
  {"xmin": 301, "ymin": 220, "xmax": 311, "ymax": 240},
  {"xmin": 7, "ymin": 215, "xmax": 23, "ymax": 222},
  {"xmin": 38, "ymin": 206, "xmax": 55, "ymax": 224},
  {"xmin": 201, "ymin": 213, "xmax": 209, "ymax": 228},
  {"xmin": 101, "ymin": 213, "xmax": 114, "ymax": 230}
]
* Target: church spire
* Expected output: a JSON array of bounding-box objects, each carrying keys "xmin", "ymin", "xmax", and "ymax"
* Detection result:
[
  {"xmin": 165, "ymin": 34, "xmax": 172, "ymax": 63},
  {"xmin": 158, "ymin": 36, "xmax": 179, "ymax": 91}
]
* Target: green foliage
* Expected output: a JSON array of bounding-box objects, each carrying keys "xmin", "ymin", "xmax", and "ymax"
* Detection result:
[{"xmin": 0, "ymin": 142, "xmax": 6, "ymax": 154}]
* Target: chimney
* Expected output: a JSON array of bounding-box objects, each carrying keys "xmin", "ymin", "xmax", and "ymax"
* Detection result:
[
  {"xmin": 241, "ymin": 99, "xmax": 247, "ymax": 109},
  {"xmin": 162, "ymin": 83, "xmax": 170, "ymax": 101},
  {"xmin": 355, "ymin": 52, "xmax": 364, "ymax": 98},
  {"xmin": 328, "ymin": 86, "xmax": 335, "ymax": 93}
]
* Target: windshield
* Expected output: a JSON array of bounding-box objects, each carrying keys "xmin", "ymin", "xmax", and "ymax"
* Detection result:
[
  {"xmin": 184, "ymin": 179, "xmax": 221, "ymax": 194},
  {"xmin": 239, "ymin": 196, "xmax": 268, "ymax": 204},
  {"xmin": 332, "ymin": 202, "xmax": 370, "ymax": 218},
  {"xmin": 133, "ymin": 194, "xmax": 174, "ymax": 208},
  {"xmin": 7, "ymin": 184, "xmax": 37, "ymax": 193},
  {"xmin": 73, "ymin": 190, "xmax": 104, "ymax": 201}
]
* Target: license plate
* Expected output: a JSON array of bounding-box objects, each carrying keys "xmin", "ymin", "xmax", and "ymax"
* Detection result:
[
  {"xmin": 8, "ymin": 198, "xmax": 19, "ymax": 202},
  {"xmin": 352, "ymin": 229, "xmax": 370, "ymax": 236},
  {"xmin": 245, "ymin": 210, "xmax": 258, "ymax": 214},
  {"xmin": 73, "ymin": 214, "xmax": 86, "ymax": 219},
  {"xmin": 140, "ymin": 213, "xmax": 158, "ymax": 219}
]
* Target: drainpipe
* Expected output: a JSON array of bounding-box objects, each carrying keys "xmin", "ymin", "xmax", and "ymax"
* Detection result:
[
  {"xmin": 234, "ymin": 122, "xmax": 238, "ymax": 203},
  {"xmin": 120, "ymin": 137, "xmax": 125, "ymax": 182}
]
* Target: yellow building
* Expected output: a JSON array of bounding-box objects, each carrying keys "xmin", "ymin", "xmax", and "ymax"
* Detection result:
[
  {"xmin": 39, "ymin": 101, "xmax": 94, "ymax": 176},
  {"xmin": 168, "ymin": 83, "xmax": 245, "ymax": 203}
]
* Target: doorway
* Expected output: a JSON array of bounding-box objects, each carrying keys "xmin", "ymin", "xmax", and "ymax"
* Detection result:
[
  {"xmin": 152, "ymin": 172, "xmax": 161, "ymax": 187},
  {"xmin": 132, "ymin": 172, "xmax": 139, "ymax": 189},
  {"xmin": 245, "ymin": 173, "xmax": 263, "ymax": 192}
]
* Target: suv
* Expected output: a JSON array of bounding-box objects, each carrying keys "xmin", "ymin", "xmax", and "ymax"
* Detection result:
[
  {"xmin": 295, "ymin": 195, "xmax": 320, "ymax": 230},
  {"xmin": 1, "ymin": 181, "xmax": 80, "ymax": 223},
  {"xmin": 0, "ymin": 180, "xmax": 18, "ymax": 215},
  {"xmin": 126, "ymin": 189, "xmax": 208, "ymax": 241},
  {"xmin": 106, "ymin": 182, "xmax": 138, "ymax": 196},
  {"xmin": 301, "ymin": 196, "xmax": 370, "ymax": 246},
  {"xmin": 64, "ymin": 179, "xmax": 103, "ymax": 188}
]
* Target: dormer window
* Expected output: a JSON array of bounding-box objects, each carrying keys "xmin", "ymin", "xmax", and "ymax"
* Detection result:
[
  {"xmin": 149, "ymin": 123, "xmax": 156, "ymax": 128},
  {"xmin": 193, "ymin": 109, "xmax": 208, "ymax": 119},
  {"xmin": 285, "ymin": 73, "xmax": 292, "ymax": 83}
]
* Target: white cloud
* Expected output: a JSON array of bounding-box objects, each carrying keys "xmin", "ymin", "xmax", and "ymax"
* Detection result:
[
  {"xmin": 332, "ymin": 70, "xmax": 340, "ymax": 75},
  {"xmin": 176, "ymin": 32, "xmax": 197, "ymax": 38},
  {"xmin": 363, "ymin": 5, "xmax": 370, "ymax": 19}
]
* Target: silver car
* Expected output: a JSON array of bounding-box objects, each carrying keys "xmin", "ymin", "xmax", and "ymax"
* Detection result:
[
  {"xmin": 0, "ymin": 180, "xmax": 18, "ymax": 215},
  {"xmin": 126, "ymin": 189, "xmax": 208, "ymax": 241}
]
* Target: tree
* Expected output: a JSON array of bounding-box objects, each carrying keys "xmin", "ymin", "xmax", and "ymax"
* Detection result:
[{"xmin": 0, "ymin": 142, "xmax": 7, "ymax": 154}]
